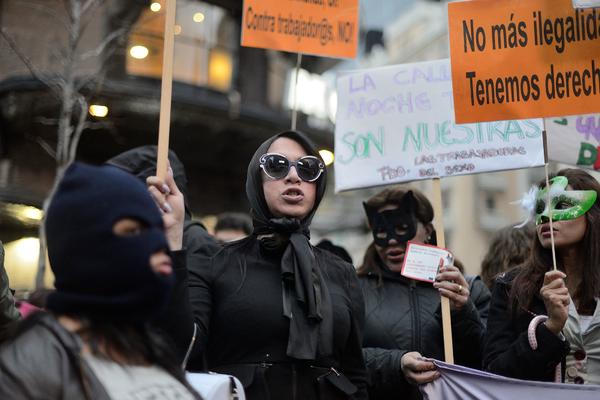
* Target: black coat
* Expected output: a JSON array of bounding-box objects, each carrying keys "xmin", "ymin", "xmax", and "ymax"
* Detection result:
[
  {"xmin": 360, "ymin": 270, "xmax": 490, "ymax": 400},
  {"xmin": 189, "ymin": 236, "xmax": 369, "ymax": 400},
  {"xmin": 483, "ymin": 269, "xmax": 570, "ymax": 381}
]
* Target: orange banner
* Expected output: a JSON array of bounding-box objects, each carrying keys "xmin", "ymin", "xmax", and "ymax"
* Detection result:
[
  {"xmin": 448, "ymin": 0, "xmax": 600, "ymax": 124},
  {"xmin": 241, "ymin": 0, "xmax": 358, "ymax": 59}
]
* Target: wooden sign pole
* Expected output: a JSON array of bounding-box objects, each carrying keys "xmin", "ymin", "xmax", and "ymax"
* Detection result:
[
  {"xmin": 542, "ymin": 128, "xmax": 558, "ymax": 271},
  {"xmin": 156, "ymin": 0, "xmax": 177, "ymax": 179},
  {"xmin": 431, "ymin": 177, "xmax": 454, "ymax": 364},
  {"xmin": 291, "ymin": 52, "xmax": 303, "ymax": 131}
]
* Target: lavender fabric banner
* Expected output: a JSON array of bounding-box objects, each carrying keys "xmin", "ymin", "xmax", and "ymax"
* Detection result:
[{"xmin": 420, "ymin": 360, "xmax": 600, "ymax": 400}]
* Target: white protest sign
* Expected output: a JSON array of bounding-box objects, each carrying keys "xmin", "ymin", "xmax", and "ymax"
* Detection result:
[
  {"xmin": 401, "ymin": 242, "xmax": 453, "ymax": 283},
  {"xmin": 546, "ymin": 114, "xmax": 600, "ymax": 170},
  {"xmin": 572, "ymin": 0, "xmax": 600, "ymax": 8},
  {"xmin": 334, "ymin": 59, "xmax": 545, "ymax": 192}
]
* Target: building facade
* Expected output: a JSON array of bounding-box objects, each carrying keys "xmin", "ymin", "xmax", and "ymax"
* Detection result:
[{"xmin": 0, "ymin": 0, "xmax": 337, "ymax": 290}]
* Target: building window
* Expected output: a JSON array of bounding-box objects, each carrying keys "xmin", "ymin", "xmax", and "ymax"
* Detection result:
[{"xmin": 126, "ymin": 0, "xmax": 236, "ymax": 91}]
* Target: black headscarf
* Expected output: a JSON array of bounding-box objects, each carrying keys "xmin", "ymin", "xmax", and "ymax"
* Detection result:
[{"xmin": 246, "ymin": 130, "xmax": 333, "ymax": 360}]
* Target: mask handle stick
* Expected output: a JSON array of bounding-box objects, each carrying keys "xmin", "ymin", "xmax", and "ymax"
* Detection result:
[
  {"xmin": 542, "ymin": 129, "xmax": 558, "ymax": 272},
  {"xmin": 432, "ymin": 177, "xmax": 454, "ymax": 364},
  {"xmin": 291, "ymin": 52, "xmax": 303, "ymax": 131},
  {"xmin": 156, "ymin": 0, "xmax": 177, "ymax": 180}
]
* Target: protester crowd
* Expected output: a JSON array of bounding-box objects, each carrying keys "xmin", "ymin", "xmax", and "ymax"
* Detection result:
[{"xmin": 0, "ymin": 130, "xmax": 599, "ymax": 399}]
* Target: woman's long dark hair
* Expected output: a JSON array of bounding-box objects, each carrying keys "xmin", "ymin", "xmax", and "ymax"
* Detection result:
[
  {"xmin": 357, "ymin": 186, "xmax": 435, "ymax": 284},
  {"xmin": 13, "ymin": 313, "xmax": 203, "ymax": 399},
  {"xmin": 510, "ymin": 168, "xmax": 600, "ymax": 316},
  {"xmin": 480, "ymin": 224, "xmax": 535, "ymax": 290}
]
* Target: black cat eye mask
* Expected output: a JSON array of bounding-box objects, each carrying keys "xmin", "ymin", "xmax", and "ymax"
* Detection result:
[{"xmin": 364, "ymin": 191, "xmax": 417, "ymax": 247}]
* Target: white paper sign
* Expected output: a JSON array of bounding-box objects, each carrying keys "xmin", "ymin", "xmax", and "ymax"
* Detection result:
[
  {"xmin": 572, "ymin": 0, "xmax": 600, "ymax": 8},
  {"xmin": 401, "ymin": 242, "xmax": 453, "ymax": 283},
  {"xmin": 334, "ymin": 59, "xmax": 545, "ymax": 192},
  {"xmin": 546, "ymin": 114, "xmax": 600, "ymax": 170}
]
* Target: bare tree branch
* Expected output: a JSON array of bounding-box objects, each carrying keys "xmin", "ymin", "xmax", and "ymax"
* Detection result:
[
  {"xmin": 76, "ymin": 24, "xmax": 129, "ymax": 92},
  {"xmin": 78, "ymin": 0, "xmax": 105, "ymax": 41},
  {"xmin": 62, "ymin": 0, "xmax": 73, "ymax": 21},
  {"xmin": 17, "ymin": 0, "xmax": 70, "ymax": 31},
  {"xmin": 81, "ymin": 0, "xmax": 102, "ymax": 17},
  {"xmin": 34, "ymin": 116, "xmax": 59, "ymax": 126},
  {"xmin": 71, "ymin": 0, "xmax": 107, "ymax": 55},
  {"xmin": 56, "ymin": 89, "xmax": 74, "ymax": 165},
  {"xmin": 50, "ymin": 50, "xmax": 70, "ymax": 71},
  {"xmin": 69, "ymin": 95, "xmax": 88, "ymax": 162},
  {"xmin": 24, "ymin": 133, "xmax": 57, "ymax": 160},
  {"xmin": 67, "ymin": 0, "xmax": 83, "ymax": 56},
  {"xmin": 0, "ymin": 28, "xmax": 62, "ymax": 99},
  {"xmin": 62, "ymin": 0, "xmax": 71, "ymax": 19},
  {"xmin": 32, "ymin": 0, "xmax": 141, "ymax": 288},
  {"xmin": 78, "ymin": 27, "xmax": 126, "ymax": 61},
  {"xmin": 75, "ymin": 41, "xmax": 122, "ymax": 92},
  {"xmin": 36, "ymin": 138, "xmax": 58, "ymax": 160},
  {"xmin": 75, "ymin": 75, "xmax": 96, "ymax": 93}
]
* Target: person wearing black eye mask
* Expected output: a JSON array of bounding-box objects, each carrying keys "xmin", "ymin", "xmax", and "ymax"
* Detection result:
[
  {"xmin": 363, "ymin": 191, "xmax": 420, "ymax": 248},
  {"xmin": 357, "ymin": 187, "xmax": 490, "ymax": 400}
]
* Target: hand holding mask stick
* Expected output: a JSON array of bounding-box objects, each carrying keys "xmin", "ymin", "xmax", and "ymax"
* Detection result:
[
  {"xmin": 535, "ymin": 172, "xmax": 596, "ymax": 335},
  {"xmin": 515, "ymin": 132, "xmax": 597, "ymax": 339},
  {"xmin": 543, "ymin": 131, "xmax": 558, "ymax": 272}
]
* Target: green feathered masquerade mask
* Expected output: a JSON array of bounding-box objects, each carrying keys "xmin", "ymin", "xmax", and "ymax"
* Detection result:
[{"xmin": 534, "ymin": 176, "xmax": 597, "ymax": 225}]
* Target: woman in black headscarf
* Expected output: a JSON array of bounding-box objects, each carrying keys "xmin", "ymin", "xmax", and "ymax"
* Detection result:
[{"xmin": 189, "ymin": 131, "xmax": 368, "ymax": 399}]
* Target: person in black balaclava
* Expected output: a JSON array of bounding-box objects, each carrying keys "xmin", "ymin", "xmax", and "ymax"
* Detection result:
[
  {"xmin": 106, "ymin": 145, "xmax": 219, "ymax": 367},
  {"xmin": 0, "ymin": 162, "xmax": 201, "ymax": 399},
  {"xmin": 190, "ymin": 130, "xmax": 368, "ymax": 399}
]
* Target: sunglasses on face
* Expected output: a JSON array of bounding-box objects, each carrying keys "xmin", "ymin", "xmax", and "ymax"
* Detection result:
[{"xmin": 259, "ymin": 153, "xmax": 324, "ymax": 182}]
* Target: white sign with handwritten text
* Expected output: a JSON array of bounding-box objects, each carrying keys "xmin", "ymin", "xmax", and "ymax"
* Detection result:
[
  {"xmin": 572, "ymin": 0, "xmax": 600, "ymax": 8},
  {"xmin": 546, "ymin": 114, "xmax": 600, "ymax": 171},
  {"xmin": 334, "ymin": 59, "xmax": 545, "ymax": 192}
]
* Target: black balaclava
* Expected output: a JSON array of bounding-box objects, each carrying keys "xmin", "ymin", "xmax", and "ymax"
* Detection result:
[
  {"xmin": 364, "ymin": 190, "xmax": 418, "ymax": 247},
  {"xmin": 246, "ymin": 130, "xmax": 333, "ymax": 360},
  {"xmin": 45, "ymin": 163, "xmax": 173, "ymax": 322}
]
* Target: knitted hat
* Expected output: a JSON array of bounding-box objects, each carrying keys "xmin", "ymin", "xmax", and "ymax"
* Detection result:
[{"xmin": 45, "ymin": 163, "xmax": 173, "ymax": 322}]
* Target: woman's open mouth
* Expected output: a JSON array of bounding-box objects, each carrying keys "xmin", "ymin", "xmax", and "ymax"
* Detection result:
[{"xmin": 282, "ymin": 188, "xmax": 304, "ymax": 203}]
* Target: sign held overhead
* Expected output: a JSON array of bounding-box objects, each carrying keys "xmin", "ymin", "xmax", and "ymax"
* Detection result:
[
  {"xmin": 241, "ymin": 0, "xmax": 359, "ymax": 59},
  {"xmin": 448, "ymin": 0, "xmax": 600, "ymax": 124},
  {"xmin": 334, "ymin": 59, "xmax": 545, "ymax": 192}
]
